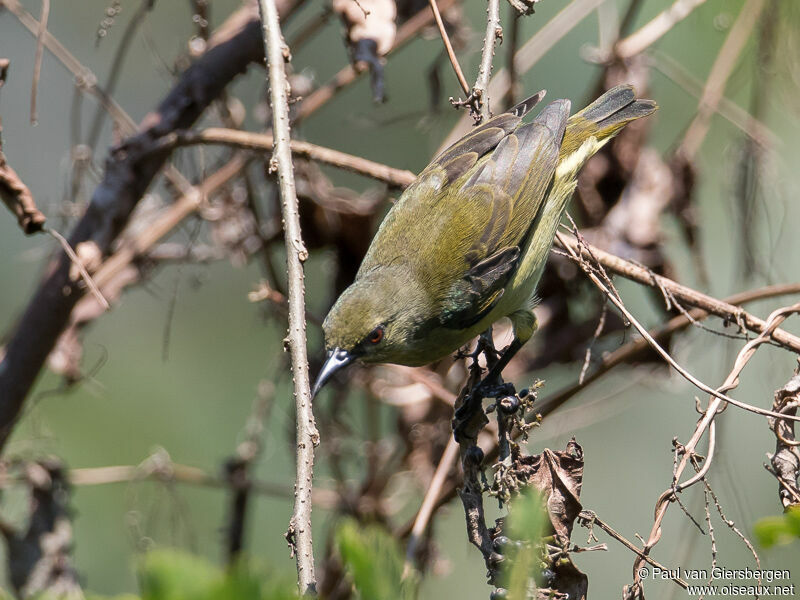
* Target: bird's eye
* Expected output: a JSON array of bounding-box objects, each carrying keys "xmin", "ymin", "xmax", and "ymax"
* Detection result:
[{"xmin": 367, "ymin": 326, "xmax": 384, "ymax": 344}]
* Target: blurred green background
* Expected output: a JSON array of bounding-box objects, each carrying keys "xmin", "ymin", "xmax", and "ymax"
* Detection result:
[{"xmin": 1, "ymin": 0, "xmax": 799, "ymax": 597}]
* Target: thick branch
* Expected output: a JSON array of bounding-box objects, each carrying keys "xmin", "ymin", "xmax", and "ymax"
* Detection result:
[{"xmin": 257, "ymin": 0, "xmax": 319, "ymax": 594}]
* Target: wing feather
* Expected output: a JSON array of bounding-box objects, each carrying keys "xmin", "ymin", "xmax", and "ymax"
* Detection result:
[{"xmin": 359, "ymin": 98, "xmax": 570, "ymax": 329}]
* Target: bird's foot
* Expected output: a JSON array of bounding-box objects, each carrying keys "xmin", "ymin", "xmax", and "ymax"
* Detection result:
[{"xmin": 455, "ymin": 376, "xmax": 516, "ymax": 426}]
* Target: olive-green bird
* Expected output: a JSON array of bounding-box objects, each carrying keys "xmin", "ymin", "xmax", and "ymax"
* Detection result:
[{"xmin": 312, "ymin": 85, "xmax": 657, "ymax": 397}]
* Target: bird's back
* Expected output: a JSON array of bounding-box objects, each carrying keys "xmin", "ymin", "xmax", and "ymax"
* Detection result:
[{"xmin": 358, "ymin": 96, "xmax": 569, "ymax": 316}]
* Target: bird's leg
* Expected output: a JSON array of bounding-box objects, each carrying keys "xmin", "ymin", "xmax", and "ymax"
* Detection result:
[
  {"xmin": 476, "ymin": 309, "xmax": 538, "ymax": 397},
  {"xmin": 475, "ymin": 337, "xmax": 524, "ymax": 396},
  {"xmin": 454, "ymin": 311, "xmax": 537, "ymax": 426}
]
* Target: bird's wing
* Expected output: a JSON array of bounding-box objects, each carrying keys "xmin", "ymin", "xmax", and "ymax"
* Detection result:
[{"xmin": 359, "ymin": 98, "xmax": 569, "ymax": 329}]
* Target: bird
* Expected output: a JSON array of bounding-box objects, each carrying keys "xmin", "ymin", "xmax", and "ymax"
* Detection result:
[{"xmin": 312, "ymin": 85, "xmax": 657, "ymax": 398}]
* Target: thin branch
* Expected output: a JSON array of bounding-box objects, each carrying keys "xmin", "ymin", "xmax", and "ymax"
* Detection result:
[
  {"xmin": 29, "ymin": 0, "xmax": 49, "ymax": 124},
  {"xmin": 2, "ymin": 0, "xmax": 213, "ymax": 199},
  {"xmin": 0, "ymin": 455, "xmax": 338, "ymax": 509},
  {"xmin": 158, "ymin": 128, "xmax": 416, "ymax": 188},
  {"xmin": 557, "ymin": 232, "xmax": 800, "ymax": 422},
  {"xmin": 678, "ymin": 0, "xmax": 767, "ymax": 160},
  {"xmin": 438, "ymin": 0, "xmax": 605, "ymax": 151},
  {"xmin": 615, "ymin": 0, "xmax": 710, "ymax": 59},
  {"xmin": 555, "ymin": 233, "xmax": 800, "ymax": 354},
  {"xmin": 537, "ymin": 282, "xmax": 800, "ymax": 419},
  {"xmin": 405, "ymin": 437, "xmax": 459, "ymax": 566},
  {"xmin": 257, "ymin": 0, "xmax": 319, "ymax": 594},
  {"xmin": 295, "ymin": 0, "xmax": 458, "ymax": 122},
  {"xmin": 428, "ymin": 0, "xmax": 470, "ymax": 96},
  {"xmin": 578, "ymin": 510, "xmax": 688, "ymax": 589},
  {"xmin": 44, "ymin": 228, "xmax": 109, "ymax": 310},
  {"xmin": 3, "ymin": 0, "xmax": 136, "ymax": 135},
  {"xmin": 0, "ymin": 120, "xmax": 46, "ymax": 233},
  {"xmin": 473, "ymin": 0, "xmax": 502, "ymax": 121},
  {"xmin": 92, "ymin": 155, "xmax": 248, "ymax": 292},
  {"xmin": 632, "ymin": 303, "xmax": 800, "ymax": 589}
]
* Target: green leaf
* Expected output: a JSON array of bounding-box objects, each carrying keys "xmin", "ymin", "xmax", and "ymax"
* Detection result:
[
  {"xmin": 139, "ymin": 550, "xmax": 220, "ymax": 600},
  {"xmin": 136, "ymin": 549, "xmax": 298, "ymax": 600},
  {"xmin": 754, "ymin": 506, "xmax": 800, "ymax": 548},
  {"xmin": 335, "ymin": 519, "xmax": 417, "ymax": 600}
]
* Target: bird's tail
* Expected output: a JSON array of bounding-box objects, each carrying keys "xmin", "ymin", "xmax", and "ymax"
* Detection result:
[{"xmin": 557, "ymin": 85, "xmax": 657, "ymax": 171}]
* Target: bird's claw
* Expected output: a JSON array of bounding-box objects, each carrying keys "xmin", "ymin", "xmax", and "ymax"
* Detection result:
[{"xmin": 453, "ymin": 377, "xmax": 516, "ymax": 422}]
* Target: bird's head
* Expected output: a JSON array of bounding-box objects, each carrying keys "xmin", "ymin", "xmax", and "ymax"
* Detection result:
[{"xmin": 313, "ymin": 265, "xmax": 425, "ymax": 396}]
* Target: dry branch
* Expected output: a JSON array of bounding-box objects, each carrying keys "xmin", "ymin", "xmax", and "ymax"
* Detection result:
[
  {"xmin": 0, "ymin": 0, "xmax": 288, "ymax": 449},
  {"xmin": 438, "ymin": 0, "xmax": 606, "ymax": 151},
  {"xmin": 0, "ymin": 121, "xmax": 46, "ymax": 234},
  {"xmin": 631, "ymin": 303, "xmax": 800, "ymax": 593},
  {"xmin": 473, "ymin": 0, "xmax": 501, "ymax": 121},
  {"xmin": 158, "ymin": 128, "xmax": 416, "ymax": 187},
  {"xmin": 555, "ymin": 233, "xmax": 800, "ymax": 354},
  {"xmin": 615, "ymin": 0, "xmax": 709, "ymax": 59},
  {"xmin": 767, "ymin": 372, "xmax": 800, "ymax": 509},
  {"xmin": 295, "ymin": 0, "xmax": 458, "ymax": 122},
  {"xmin": 677, "ymin": 0, "xmax": 767, "ymax": 160},
  {"xmin": 428, "ymin": 0, "xmax": 470, "ymax": 96},
  {"xmin": 257, "ymin": 0, "xmax": 319, "ymax": 593}
]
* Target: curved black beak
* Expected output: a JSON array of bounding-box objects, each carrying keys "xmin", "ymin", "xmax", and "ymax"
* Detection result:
[{"xmin": 311, "ymin": 347, "xmax": 355, "ymax": 398}]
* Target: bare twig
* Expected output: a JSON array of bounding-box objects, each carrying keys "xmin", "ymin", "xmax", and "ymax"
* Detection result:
[
  {"xmin": 615, "ymin": 0, "xmax": 710, "ymax": 59},
  {"xmin": 295, "ymin": 0, "xmax": 458, "ymax": 122},
  {"xmin": 631, "ymin": 303, "xmax": 800, "ymax": 591},
  {"xmin": 428, "ymin": 0, "xmax": 470, "ymax": 96},
  {"xmin": 555, "ymin": 233, "xmax": 800, "ymax": 354},
  {"xmin": 44, "ymin": 228, "xmax": 109, "ymax": 310},
  {"xmin": 678, "ymin": 0, "xmax": 767, "ymax": 160},
  {"xmin": 473, "ymin": 0, "xmax": 502, "ymax": 121},
  {"xmin": 578, "ymin": 510, "xmax": 688, "ymax": 589},
  {"xmin": 558, "ymin": 232, "xmax": 800, "ymax": 422},
  {"xmin": 537, "ymin": 283, "xmax": 800, "ymax": 420},
  {"xmin": 0, "ymin": 1, "xmax": 281, "ymax": 448},
  {"xmin": 0, "ymin": 121, "xmax": 46, "ymax": 233},
  {"xmin": 405, "ymin": 437, "xmax": 459, "ymax": 566},
  {"xmin": 1, "ymin": 0, "xmax": 195, "ymax": 197},
  {"xmin": 157, "ymin": 128, "xmax": 416, "ymax": 188},
  {"xmin": 91, "ymin": 155, "xmax": 248, "ymax": 292},
  {"xmin": 0, "ymin": 453, "xmax": 339, "ymax": 509},
  {"xmin": 438, "ymin": 0, "xmax": 605, "ymax": 151},
  {"xmin": 257, "ymin": 0, "xmax": 319, "ymax": 594},
  {"xmin": 29, "ymin": 0, "xmax": 49, "ymax": 124}
]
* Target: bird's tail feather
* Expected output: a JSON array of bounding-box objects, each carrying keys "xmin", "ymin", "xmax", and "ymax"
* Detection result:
[
  {"xmin": 572, "ymin": 84, "xmax": 658, "ymax": 141},
  {"xmin": 557, "ymin": 85, "xmax": 657, "ymax": 170}
]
